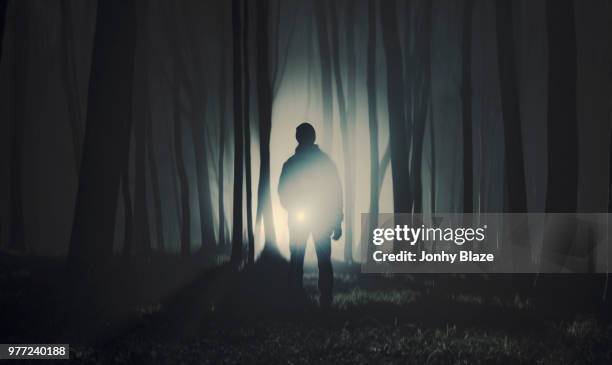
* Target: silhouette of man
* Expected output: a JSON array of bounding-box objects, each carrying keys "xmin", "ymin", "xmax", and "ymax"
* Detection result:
[{"xmin": 278, "ymin": 122, "xmax": 343, "ymax": 308}]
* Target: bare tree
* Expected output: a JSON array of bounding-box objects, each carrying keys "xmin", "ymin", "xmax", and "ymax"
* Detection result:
[
  {"xmin": 255, "ymin": 0, "xmax": 280, "ymax": 257},
  {"xmin": 380, "ymin": 0, "xmax": 412, "ymax": 213},
  {"xmin": 170, "ymin": 2, "xmax": 192, "ymax": 256},
  {"xmin": 495, "ymin": 0, "xmax": 532, "ymax": 271},
  {"xmin": 540, "ymin": 0, "xmax": 578, "ymax": 274},
  {"xmin": 181, "ymin": 6, "xmax": 216, "ymax": 255},
  {"xmin": 8, "ymin": 1, "xmax": 28, "ymax": 252},
  {"xmin": 544, "ymin": 0, "xmax": 577, "ymax": 212},
  {"xmin": 367, "ymin": 0, "xmax": 380, "ymax": 259},
  {"xmin": 344, "ymin": 0, "xmax": 357, "ymax": 263},
  {"xmin": 218, "ymin": 45, "xmax": 228, "ymax": 250},
  {"xmin": 146, "ymin": 109, "xmax": 165, "ymax": 251},
  {"xmin": 132, "ymin": 0, "xmax": 153, "ymax": 255},
  {"xmin": 60, "ymin": 0, "xmax": 83, "ymax": 169},
  {"xmin": 0, "ymin": 0, "xmax": 7, "ymax": 60},
  {"xmin": 461, "ymin": 0, "xmax": 474, "ymax": 213},
  {"xmin": 69, "ymin": 0, "xmax": 137, "ymax": 272},
  {"xmin": 242, "ymin": 1, "xmax": 255, "ymax": 264},
  {"xmin": 314, "ymin": 0, "xmax": 334, "ymax": 152},
  {"xmin": 328, "ymin": 1, "xmax": 352, "ymax": 263},
  {"xmin": 231, "ymin": 0, "xmax": 244, "ymax": 264},
  {"xmin": 121, "ymin": 162, "xmax": 133, "ymax": 256},
  {"xmin": 409, "ymin": 0, "xmax": 433, "ymax": 213}
]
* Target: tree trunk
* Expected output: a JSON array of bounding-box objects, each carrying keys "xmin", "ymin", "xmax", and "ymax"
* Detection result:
[
  {"xmin": 192, "ymin": 104, "xmax": 215, "ymax": 254},
  {"xmin": 609, "ymin": 127, "xmax": 612, "ymax": 212},
  {"xmin": 380, "ymin": 0, "xmax": 412, "ymax": 213},
  {"xmin": 544, "ymin": 0, "xmax": 578, "ymax": 213},
  {"xmin": 243, "ymin": 1, "xmax": 255, "ymax": 264},
  {"xmin": 133, "ymin": 2, "xmax": 152, "ymax": 255},
  {"xmin": 461, "ymin": 0, "xmax": 473, "ymax": 213},
  {"xmin": 539, "ymin": 0, "xmax": 578, "ymax": 275},
  {"xmin": 255, "ymin": 0, "xmax": 280, "ymax": 256},
  {"xmin": 218, "ymin": 48, "xmax": 227, "ymax": 250},
  {"xmin": 314, "ymin": 0, "xmax": 334, "ymax": 152},
  {"xmin": 8, "ymin": 1, "xmax": 28, "ymax": 252},
  {"xmin": 495, "ymin": 0, "xmax": 531, "ymax": 269},
  {"xmin": 121, "ymin": 166, "xmax": 133, "ymax": 256},
  {"xmin": 174, "ymin": 93, "xmax": 190, "ymax": 256},
  {"xmin": 410, "ymin": 1, "xmax": 433, "ymax": 213},
  {"xmin": 495, "ymin": 0, "xmax": 527, "ymax": 213},
  {"xmin": 169, "ymin": 3, "xmax": 191, "ymax": 257},
  {"xmin": 344, "ymin": 1, "xmax": 357, "ymax": 264},
  {"xmin": 60, "ymin": 0, "xmax": 83, "ymax": 170},
  {"xmin": 429, "ymin": 99, "xmax": 436, "ymax": 213},
  {"xmin": 68, "ymin": 0, "xmax": 137, "ymax": 272},
  {"xmin": 168, "ymin": 133, "xmax": 182, "ymax": 235},
  {"xmin": 186, "ymin": 61, "xmax": 215, "ymax": 255},
  {"xmin": 140, "ymin": 3, "xmax": 163, "ymax": 252},
  {"xmin": 329, "ymin": 1, "xmax": 351, "ymax": 263},
  {"xmin": 0, "ymin": 0, "xmax": 7, "ymax": 60},
  {"xmin": 0, "ymin": 0, "xmax": 5, "ymax": 243},
  {"xmin": 146, "ymin": 112, "xmax": 164, "ymax": 251},
  {"xmin": 367, "ymin": 0, "xmax": 380, "ymax": 259},
  {"xmin": 231, "ymin": 0, "xmax": 244, "ymax": 264}
]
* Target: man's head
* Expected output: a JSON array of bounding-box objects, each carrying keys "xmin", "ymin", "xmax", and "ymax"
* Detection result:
[{"xmin": 296, "ymin": 122, "xmax": 316, "ymax": 145}]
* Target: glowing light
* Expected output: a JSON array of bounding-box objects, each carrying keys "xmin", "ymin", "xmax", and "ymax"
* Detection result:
[{"xmin": 296, "ymin": 210, "xmax": 306, "ymax": 222}]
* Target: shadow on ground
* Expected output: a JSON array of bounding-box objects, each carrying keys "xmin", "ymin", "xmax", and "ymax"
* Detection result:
[{"xmin": 0, "ymin": 253, "xmax": 611, "ymax": 364}]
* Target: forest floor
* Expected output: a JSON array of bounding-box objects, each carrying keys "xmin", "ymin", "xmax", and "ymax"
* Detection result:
[{"xmin": 1, "ymin": 253, "xmax": 611, "ymax": 364}]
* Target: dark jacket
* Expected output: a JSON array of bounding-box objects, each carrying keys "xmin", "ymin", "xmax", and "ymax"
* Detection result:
[{"xmin": 278, "ymin": 144, "xmax": 343, "ymax": 233}]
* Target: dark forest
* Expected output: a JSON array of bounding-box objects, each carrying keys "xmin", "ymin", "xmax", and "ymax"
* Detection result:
[{"xmin": 1, "ymin": 0, "xmax": 611, "ymax": 363}]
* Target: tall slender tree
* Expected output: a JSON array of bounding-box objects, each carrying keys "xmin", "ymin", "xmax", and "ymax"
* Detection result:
[
  {"xmin": 429, "ymin": 99, "xmax": 436, "ymax": 213},
  {"xmin": 461, "ymin": 0, "xmax": 474, "ymax": 213},
  {"xmin": 191, "ymin": 90, "xmax": 215, "ymax": 253},
  {"xmin": 380, "ymin": 0, "xmax": 412, "ymax": 213},
  {"xmin": 181, "ymin": 8, "xmax": 216, "ymax": 254},
  {"xmin": 0, "ymin": 0, "xmax": 7, "ymax": 60},
  {"xmin": 496, "ymin": 0, "xmax": 532, "ymax": 273},
  {"xmin": 242, "ymin": 1, "xmax": 255, "ymax": 264},
  {"xmin": 544, "ymin": 0, "xmax": 577, "ymax": 213},
  {"xmin": 121, "ymin": 162, "xmax": 133, "ymax": 256},
  {"xmin": 0, "ymin": 0, "xmax": 5, "ymax": 245},
  {"xmin": 314, "ymin": 0, "xmax": 334, "ymax": 152},
  {"xmin": 170, "ymin": 2, "xmax": 192, "ymax": 256},
  {"xmin": 231, "ymin": 0, "xmax": 244, "ymax": 264},
  {"xmin": 146, "ymin": 112, "xmax": 164, "ymax": 251},
  {"xmin": 255, "ymin": 0, "xmax": 280, "ymax": 256},
  {"xmin": 132, "ymin": 0, "xmax": 152, "ymax": 255},
  {"xmin": 69, "ymin": 0, "xmax": 137, "ymax": 271},
  {"xmin": 367, "ymin": 0, "xmax": 380, "ymax": 259},
  {"xmin": 409, "ymin": 0, "xmax": 433, "ymax": 213},
  {"xmin": 495, "ymin": 0, "xmax": 528, "ymax": 264},
  {"xmin": 60, "ymin": 0, "xmax": 83, "ymax": 169},
  {"xmin": 539, "ymin": 0, "xmax": 578, "ymax": 274},
  {"xmin": 344, "ymin": 0, "xmax": 357, "ymax": 263},
  {"xmin": 328, "ymin": 1, "xmax": 350, "ymax": 263},
  {"xmin": 218, "ymin": 41, "xmax": 228, "ymax": 250},
  {"xmin": 8, "ymin": 1, "xmax": 28, "ymax": 252}
]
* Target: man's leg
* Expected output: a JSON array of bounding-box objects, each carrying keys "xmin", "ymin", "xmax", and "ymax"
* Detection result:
[
  {"xmin": 314, "ymin": 231, "xmax": 333, "ymax": 308},
  {"xmin": 288, "ymin": 225, "xmax": 307, "ymax": 293}
]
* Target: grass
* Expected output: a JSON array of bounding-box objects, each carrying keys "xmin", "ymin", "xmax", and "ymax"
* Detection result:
[{"xmin": 1, "ymin": 254, "xmax": 611, "ymax": 364}]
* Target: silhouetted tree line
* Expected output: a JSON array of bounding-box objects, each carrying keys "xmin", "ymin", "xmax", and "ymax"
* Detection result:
[{"xmin": 0, "ymin": 0, "xmax": 608, "ymax": 284}]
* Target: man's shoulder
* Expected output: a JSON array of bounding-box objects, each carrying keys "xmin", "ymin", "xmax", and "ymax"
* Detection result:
[
  {"xmin": 315, "ymin": 149, "xmax": 336, "ymax": 167},
  {"xmin": 283, "ymin": 154, "xmax": 297, "ymax": 167},
  {"xmin": 284, "ymin": 145, "xmax": 334, "ymax": 167}
]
